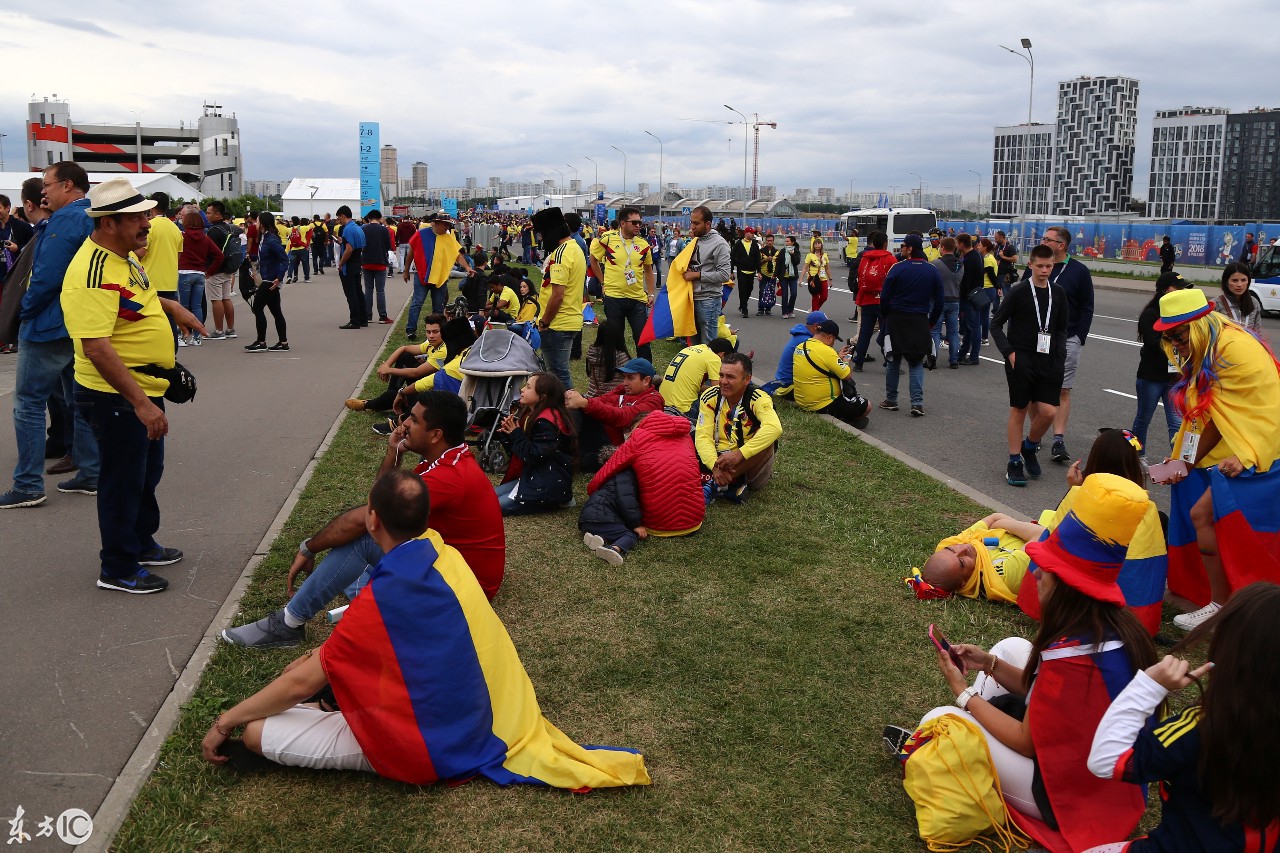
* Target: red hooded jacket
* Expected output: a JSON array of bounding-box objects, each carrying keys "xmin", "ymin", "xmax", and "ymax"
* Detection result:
[
  {"xmin": 582, "ymin": 383, "xmax": 664, "ymax": 445},
  {"xmin": 587, "ymin": 411, "xmax": 704, "ymax": 535},
  {"xmin": 855, "ymin": 248, "xmax": 896, "ymax": 306}
]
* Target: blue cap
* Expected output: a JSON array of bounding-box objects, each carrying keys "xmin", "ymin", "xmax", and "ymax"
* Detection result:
[
  {"xmin": 616, "ymin": 357, "xmax": 656, "ymax": 377},
  {"xmin": 805, "ymin": 310, "xmax": 828, "ymax": 325}
]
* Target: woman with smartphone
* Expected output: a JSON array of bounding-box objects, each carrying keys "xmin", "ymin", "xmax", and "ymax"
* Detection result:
[
  {"xmin": 493, "ymin": 372, "xmax": 577, "ymax": 516},
  {"xmin": 896, "ymin": 474, "xmax": 1159, "ymax": 853}
]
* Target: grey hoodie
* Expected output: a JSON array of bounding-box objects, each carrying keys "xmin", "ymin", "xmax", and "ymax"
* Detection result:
[{"xmin": 689, "ymin": 229, "xmax": 731, "ymax": 301}]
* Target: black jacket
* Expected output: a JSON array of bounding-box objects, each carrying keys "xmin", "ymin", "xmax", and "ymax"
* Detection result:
[
  {"xmin": 577, "ymin": 469, "xmax": 641, "ymax": 530},
  {"xmin": 731, "ymin": 239, "xmax": 761, "ymax": 274},
  {"xmin": 499, "ymin": 415, "xmax": 575, "ymax": 505}
]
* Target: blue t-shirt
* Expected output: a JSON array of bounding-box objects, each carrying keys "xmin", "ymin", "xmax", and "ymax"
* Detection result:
[{"xmin": 341, "ymin": 220, "xmax": 366, "ymax": 274}]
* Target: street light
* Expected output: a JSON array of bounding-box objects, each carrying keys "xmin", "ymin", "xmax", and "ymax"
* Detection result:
[
  {"xmin": 643, "ymin": 130, "xmax": 663, "ymax": 202},
  {"xmin": 724, "ymin": 105, "xmax": 749, "ymax": 214},
  {"xmin": 565, "ymin": 163, "xmax": 578, "ymax": 192},
  {"xmin": 909, "ymin": 171, "xmax": 923, "ymax": 207},
  {"xmin": 551, "ymin": 168, "xmax": 564, "ymax": 194},
  {"xmin": 848, "ymin": 177, "xmax": 856, "ymax": 207},
  {"xmin": 585, "ymin": 156, "xmax": 598, "ymax": 195},
  {"xmin": 0, "ymin": 133, "xmax": 7, "ymax": 172},
  {"xmin": 610, "ymin": 145, "xmax": 627, "ymax": 194},
  {"xmin": 999, "ymin": 38, "xmax": 1034, "ymax": 247},
  {"xmin": 967, "ymin": 169, "xmax": 982, "ymax": 217}
]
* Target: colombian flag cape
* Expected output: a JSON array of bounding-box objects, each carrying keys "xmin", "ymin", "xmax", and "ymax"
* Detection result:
[
  {"xmin": 319, "ymin": 532, "xmax": 651, "ymax": 790},
  {"xmin": 409, "ymin": 228, "xmax": 463, "ymax": 288},
  {"xmin": 1017, "ymin": 490, "xmax": 1168, "ymax": 635},
  {"xmin": 1010, "ymin": 637, "xmax": 1147, "ymax": 853},
  {"xmin": 638, "ymin": 238, "xmax": 698, "ymax": 345}
]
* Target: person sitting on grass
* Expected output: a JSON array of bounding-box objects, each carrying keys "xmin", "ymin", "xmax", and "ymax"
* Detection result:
[
  {"xmin": 791, "ymin": 319, "xmax": 871, "ymax": 429},
  {"xmin": 694, "ymin": 352, "xmax": 783, "ymax": 504},
  {"xmin": 892, "ymin": 473, "xmax": 1158, "ymax": 853},
  {"xmin": 760, "ymin": 310, "xmax": 827, "ymax": 397},
  {"xmin": 515, "ymin": 277, "xmax": 540, "ymax": 323},
  {"xmin": 221, "ymin": 392, "xmax": 504, "ymax": 649},
  {"xmin": 658, "ymin": 337, "xmax": 734, "ymax": 420},
  {"xmin": 205, "ymin": 470, "xmax": 651, "ymax": 791},
  {"xmin": 494, "ymin": 372, "xmax": 578, "ymax": 516},
  {"xmin": 579, "ymin": 411, "xmax": 705, "ymax": 566},
  {"xmin": 346, "ymin": 314, "xmax": 446, "ymax": 413},
  {"xmin": 564, "ymin": 358, "xmax": 665, "ymax": 474},
  {"xmin": 485, "ymin": 273, "xmax": 519, "ymax": 322}
]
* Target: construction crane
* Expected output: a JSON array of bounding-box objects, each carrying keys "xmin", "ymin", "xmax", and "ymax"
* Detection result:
[{"xmin": 680, "ymin": 113, "xmax": 778, "ymax": 201}]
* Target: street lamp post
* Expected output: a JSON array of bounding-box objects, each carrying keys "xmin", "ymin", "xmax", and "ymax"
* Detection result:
[
  {"xmin": 1000, "ymin": 38, "xmax": 1034, "ymax": 249},
  {"xmin": 0, "ymin": 133, "xmax": 7, "ymax": 172},
  {"xmin": 643, "ymin": 130, "xmax": 663, "ymax": 201},
  {"xmin": 551, "ymin": 168, "xmax": 564, "ymax": 194},
  {"xmin": 967, "ymin": 169, "xmax": 982, "ymax": 218},
  {"xmin": 724, "ymin": 105, "xmax": 749, "ymax": 216},
  {"xmin": 909, "ymin": 171, "xmax": 923, "ymax": 208},
  {"xmin": 848, "ymin": 177, "xmax": 855, "ymax": 208},
  {"xmin": 610, "ymin": 145, "xmax": 627, "ymax": 194},
  {"xmin": 565, "ymin": 163, "xmax": 578, "ymax": 193},
  {"xmin": 584, "ymin": 157, "xmax": 598, "ymax": 194}
]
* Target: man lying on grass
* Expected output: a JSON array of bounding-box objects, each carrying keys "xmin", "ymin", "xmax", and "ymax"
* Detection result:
[{"xmin": 203, "ymin": 470, "xmax": 651, "ymax": 790}]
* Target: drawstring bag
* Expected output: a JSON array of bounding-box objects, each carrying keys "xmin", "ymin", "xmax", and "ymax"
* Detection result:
[{"xmin": 901, "ymin": 713, "xmax": 1031, "ymax": 852}]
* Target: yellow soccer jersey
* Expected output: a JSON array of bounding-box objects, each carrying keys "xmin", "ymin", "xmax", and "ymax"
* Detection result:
[
  {"xmin": 591, "ymin": 232, "xmax": 651, "ymax": 300},
  {"xmin": 542, "ymin": 240, "xmax": 586, "ymax": 332},
  {"xmin": 659, "ymin": 344, "xmax": 723, "ymax": 412}
]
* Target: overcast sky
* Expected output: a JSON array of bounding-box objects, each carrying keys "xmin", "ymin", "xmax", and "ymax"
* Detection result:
[{"xmin": 2, "ymin": 1, "xmax": 1272, "ymax": 202}]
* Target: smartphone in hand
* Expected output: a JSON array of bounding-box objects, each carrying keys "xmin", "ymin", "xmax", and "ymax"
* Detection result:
[
  {"xmin": 929, "ymin": 624, "xmax": 966, "ymax": 673},
  {"xmin": 1148, "ymin": 458, "xmax": 1189, "ymax": 484}
]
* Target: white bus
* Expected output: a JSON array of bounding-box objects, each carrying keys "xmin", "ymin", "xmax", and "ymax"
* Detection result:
[{"xmin": 838, "ymin": 207, "xmax": 938, "ymax": 251}]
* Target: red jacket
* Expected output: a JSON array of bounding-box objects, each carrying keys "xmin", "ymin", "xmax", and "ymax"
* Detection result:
[
  {"xmin": 582, "ymin": 383, "xmax": 664, "ymax": 445},
  {"xmin": 855, "ymin": 248, "xmax": 896, "ymax": 306},
  {"xmin": 588, "ymin": 411, "xmax": 704, "ymax": 535},
  {"xmin": 177, "ymin": 224, "xmax": 225, "ymax": 276}
]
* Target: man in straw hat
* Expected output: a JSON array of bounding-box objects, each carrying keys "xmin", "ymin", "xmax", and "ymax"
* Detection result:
[
  {"xmin": 60, "ymin": 178, "xmax": 207, "ymax": 593},
  {"xmin": 1148, "ymin": 286, "xmax": 1280, "ymax": 630}
]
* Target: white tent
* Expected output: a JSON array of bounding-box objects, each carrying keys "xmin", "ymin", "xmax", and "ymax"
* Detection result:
[
  {"xmin": 0, "ymin": 171, "xmax": 203, "ymax": 206},
  {"xmin": 281, "ymin": 178, "xmax": 360, "ymax": 221}
]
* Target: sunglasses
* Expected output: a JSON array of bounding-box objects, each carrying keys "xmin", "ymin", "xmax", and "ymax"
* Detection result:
[
  {"xmin": 625, "ymin": 219, "xmax": 643, "ymax": 226},
  {"xmin": 1161, "ymin": 326, "xmax": 1190, "ymax": 344}
]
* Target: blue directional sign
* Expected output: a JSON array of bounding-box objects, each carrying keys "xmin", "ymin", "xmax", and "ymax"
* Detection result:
[
  {"xmin": 681, "ymin": 207, "xmax": 692, "ymax": 215},
  {"xmin": 358, "ymin": 122, "xmax": 380, "ymax": 217},
  {"xmin": 594, "ymin": 202, "xmax": 606, "ymax": 225}
]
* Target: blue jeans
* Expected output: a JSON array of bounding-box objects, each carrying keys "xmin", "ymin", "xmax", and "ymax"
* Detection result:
[
  {"xmin": 694, "ymin": 297, "xmax": 721, "ymax": 345},
  {"xmin": 407, "ymin": 279, "xmax": 427, "ymax": 332},
  {"xmin": 177, "ymin": 272, "xmax": 206, "ymax": 326},
  {"xmin": 288, "ymin": 249, "xmax": 310, "ymax": 281},
  {"xmin": 853, "ymin": 304, "xmax": 881, "ymax": 366},
  {"xmin": 779, "ymin": 276, "xmax": 798, "ymax": 315},
  {"xmin": 362, "ymin": 268, "xmax": 388, "ymax": 320},
  {"xmin": 11, "ymin": 335, "xmax": 99, "ymax": 494},
  {"xmin": 494, "ymin": 480, "xmax": 561, "ymax": 517},
  {"xmin": 540, "ymin": 327, "xmax": 575, "ymax": 389},
  {"xmin": 931, "ymin": 301, "xmax": 961, "ymax": 364},
  {"xmin": 1132, "ymin": 377, "xmax": 1182, "ymax": 457},
  {"xmin": 980, "ymin": 288, "xmax": 998, "ymax": 339},
  {"xmin": 285, "ymin": 532, "xmax": 384, "ymax": 623},
  {"xmin": 959, "ymin": 300, "xmax": 983, "ymax": 362},
  {"xmin": 603, "ymin": 295, "xmax": 651, "ymax": 362},
  {"xmin": 74, "ymin": 386, "xmax": 163, "ymax": 579},
  {"xmin": 885, "ymin": 354, "xmax": 925, "ymax": 407}
]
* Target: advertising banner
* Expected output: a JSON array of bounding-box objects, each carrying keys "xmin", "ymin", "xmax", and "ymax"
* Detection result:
[{"xmin": 359, "ymin": 122, "xmax": 380, "ymax": 217}]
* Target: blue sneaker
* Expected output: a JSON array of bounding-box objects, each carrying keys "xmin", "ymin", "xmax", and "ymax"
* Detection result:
[
  {"xmin": 1021, "ymin": 442, "xmax": 1042, "ymax": 479},
  {"xmin": 139, "ymin": 545, "xmax": 183, "ymax": 567},
  {"xmin": 1007, "ymin": 459, "xmax": 1028, "ymax": 487},
  {"xmin": 0, "ymin": 489, "xmax": 46, "ymax": 509},
  {"xmin": 703, "ymin": 481, "xmax": 717, "ymax": 506},
  {"xmin": 97, "ymin": 569, "xmax": 169, "ymax": 594}
]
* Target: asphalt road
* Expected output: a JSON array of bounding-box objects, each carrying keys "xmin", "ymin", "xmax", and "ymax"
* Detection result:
[
  {"xmin": 723, "ymin": 270, "xmax": 1280, "ymax": 521},
  {"xmin": 0, "ymin": 273, "xmax": 402, "ymax": 848}
]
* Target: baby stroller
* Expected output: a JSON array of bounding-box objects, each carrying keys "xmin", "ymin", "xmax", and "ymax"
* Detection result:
[{"xmin": 458, "ymin": 327, "xmax": 544, "ymax": 473}]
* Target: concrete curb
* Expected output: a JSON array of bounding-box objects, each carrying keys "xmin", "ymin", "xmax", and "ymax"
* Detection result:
[
  {"xmin": 820, "ymin": 414, "xmax": 1032, "ymax": 521},
  {"xmin": 84, "ymin": 300, "xmax": 407, "ymax": 852}
]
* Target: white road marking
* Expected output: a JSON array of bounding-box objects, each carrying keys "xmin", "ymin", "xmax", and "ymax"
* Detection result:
[
  {"xmin": 1088, "ymin": 333, "xmax": 1141, "ymax": 347},
  {"xmin": 1105, "ymin": 388, "xmax": 1163, "ymax": 407},
  {"xmin": 1095, "ymin": 314, "xmax": 1137, "ymax": 323}
]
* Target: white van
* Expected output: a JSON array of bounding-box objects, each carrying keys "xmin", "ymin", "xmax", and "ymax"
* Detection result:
[{"xmin": 838, "ymin": 207, "xmax": 938, "ymax": 252}]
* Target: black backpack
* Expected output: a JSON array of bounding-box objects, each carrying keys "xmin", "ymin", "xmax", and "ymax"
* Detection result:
[{"xmin": 210, "ymin": 222, "xmax": 244, "ymax": 274}]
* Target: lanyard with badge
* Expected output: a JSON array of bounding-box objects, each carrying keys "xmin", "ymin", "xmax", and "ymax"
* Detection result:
[
  {"xmin": 621, "ymin": 236, "xmax": 638, "ymax": 289},
  {"xmin": 1030, "ymin": 283, "xmax": 1053, "ymax": 354},
  {"xmin": 1179, "ymin": 415, "xmax": 1201, "ymax": 464}
]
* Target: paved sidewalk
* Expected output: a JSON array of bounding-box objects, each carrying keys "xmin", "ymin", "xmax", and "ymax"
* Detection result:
[{"xmin": 0, "ymin": 275, "xmax": 408, "ymax": 848}]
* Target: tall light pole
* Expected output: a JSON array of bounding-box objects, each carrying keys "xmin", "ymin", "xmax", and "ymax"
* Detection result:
[
  {"xmin": 644, "ymin": 130, "xmax": 663, "ymax": 202},
  {"xmin": 610, "ymin": 145, "xmax": 627, "ymax": 194},
  {"xmin": 967, "ymin": 169, "xmax": 982, "ymax": 218},
  {"xmin": 0, "ymin": 133, "xmax": 7, "ymax": 172},
  {"xmin": 1000, "ymin": 38, "xmax": 1034, "ymax": 248},
  {"xmin": 551, "ymin": 168, "xmax": 564, "ymax": 194},
  {"xmin": 848, "ymin": 177, "xmax": 856, "ymax": 207},
  {"xmin": 909, "ymin": 171, "xmax": 923, "ymax": 208},
  {"xmin": 584, "ymin": 156, "xmax": 598, "ymax": 194},
  {"xmin": 724, "ymin": 105, "xmax": 749, "ymax": 215},
  {"xmin": 565, "ymin": 163, "xmax": 578, "ymax": 193}
]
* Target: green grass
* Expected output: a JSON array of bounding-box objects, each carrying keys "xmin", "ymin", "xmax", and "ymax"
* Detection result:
[{"xmin": 115, "ymin": 321, "xmax": 1046, "ymax": 852}]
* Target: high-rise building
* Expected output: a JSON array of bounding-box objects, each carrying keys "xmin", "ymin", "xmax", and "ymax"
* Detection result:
[
  {"xmin": 817, "ymin": 187, "xmax": 835, "ymax": 202},
  {"xmin": 990, "ymin": 123, "xmax": 1056, "ymax": 216},
  {"xmin": 1220, "ymin": 108, "xmax": 1280, "ymax": 221},
  {"xmin": 26, "ymin": 97, "xmax": 243, "ymax": 198},
  {"xmin": 758, "ymin": 186, "xmax": 777, "ymax": 201},
  {"xmin": 465, "ymin": 177, "xmax": 478, "ymax": 190},
  {"xmin": 637, "ymin": 182, "xmax": 650, "ymax": 196},
  {"xmin": 1053, "ymin": 76, "xmax": 1139, "ymax": 215},
  {"xmin": 793, "ymin": 188, "xmax": 812, "ymax": 202},
  {"xmin": 569, "ymin": 179, "xmax": 582, "ymax": 193},
  {"xmin": 411, "ymin": 161, "xmax": 428, "ymax": 191},
  {"xmin": 1147, "ymin": 107, "xmax": 1227, "ymax": 220},
  {"xmin": 380, "ymin": 145, "xmax": 398, "ymax": 187}
]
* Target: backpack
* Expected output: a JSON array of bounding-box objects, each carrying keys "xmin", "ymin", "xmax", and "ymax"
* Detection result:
[
  {"xmin": 214, "ymin": 223, "xmax": 244, "ymax": 274},
  {"xmin": 288, "ymin": 226, "xmax": 304, "ymax": 249},
  {"xmin": 901, "ymin": 713, "xmax": 1031, "ymax": 852},
  {"xmin": 858, "ymin": 252, "xmax": 894, "ymax": 299}
]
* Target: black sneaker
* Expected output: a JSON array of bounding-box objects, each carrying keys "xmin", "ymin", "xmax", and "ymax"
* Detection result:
[
  {"xmin": 244, "ymin": 341, "xmax": 267, "ymax": 352},
  {"xmin": 1051, "ymin": 438, "xmax": 1070, "ymax": 463},
  {"xmin": 97, "ymin": 569, "xmax": 169, "ymax": 594},
  {"xmin": 372, "ymin": 422, "xmax": 394, "ymax": 437},
  {"xmin": 910, "ymin": 406, "xmax": 924, "ymax": 417},
  {"xmin": 1021, "ymin": 443, "xmax": 1042, "ymax": 479},
  {"xmin": 220, "ymin": 609, "xmax": 305, "ymax": 649},
  {"xmin": 883, "ymin": 725, "xmax": 913, "ymax": 754},
  {"xmin": 405, "ymin": 331, "xmax": 417, "ymax": 342},
  {"xmin": 339, "ymin": 323, "xmax": 361, "ymax": 330},
  {"xmin": 268, "ymin": 342, "xmax": 290, "ymax": 351},
  {"xmin": 1007, "ymin": 458, "xmax": 1028, "ymax": 487},
  {"xmin": 879, "ymin": 400, "xmax": 899, "ymax": 412},
  {"xmin": 57, "ymin": 476, "xmax": 98, "ymax": 495},
  {"xmin": 139, "ymin": 545, "xmax": 183, "ymax": 566}
]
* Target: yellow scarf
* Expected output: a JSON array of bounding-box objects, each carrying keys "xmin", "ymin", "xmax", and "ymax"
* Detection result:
[{"xmin": 933, "ymin": 522, "xmax": 1025, "ymax": 604}]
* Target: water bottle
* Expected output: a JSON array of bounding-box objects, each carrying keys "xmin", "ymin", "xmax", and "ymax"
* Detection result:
[
  {"xmin": 983, "ymin": 536, "xmax": 999, "ymax": 548},
  {"xmin": 327, "ymin": 605, "xmax": 348, "ymax": 624}
]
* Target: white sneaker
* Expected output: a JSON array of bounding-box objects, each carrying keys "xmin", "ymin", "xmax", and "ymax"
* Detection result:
[
  {"xmin": 1173, "ymin": 601, "xmax": 1222, "ymax": 631},
  {"xmin": 191, "ymin": 336, "xmax": 202, "ymax": 346},
  {"xmin": 582, "ymin": 532, "xmax": 605, "ymax": 550},
  {"xmin": 177, "ymin": 337, "xmax": 189, "ymax": 347}
]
